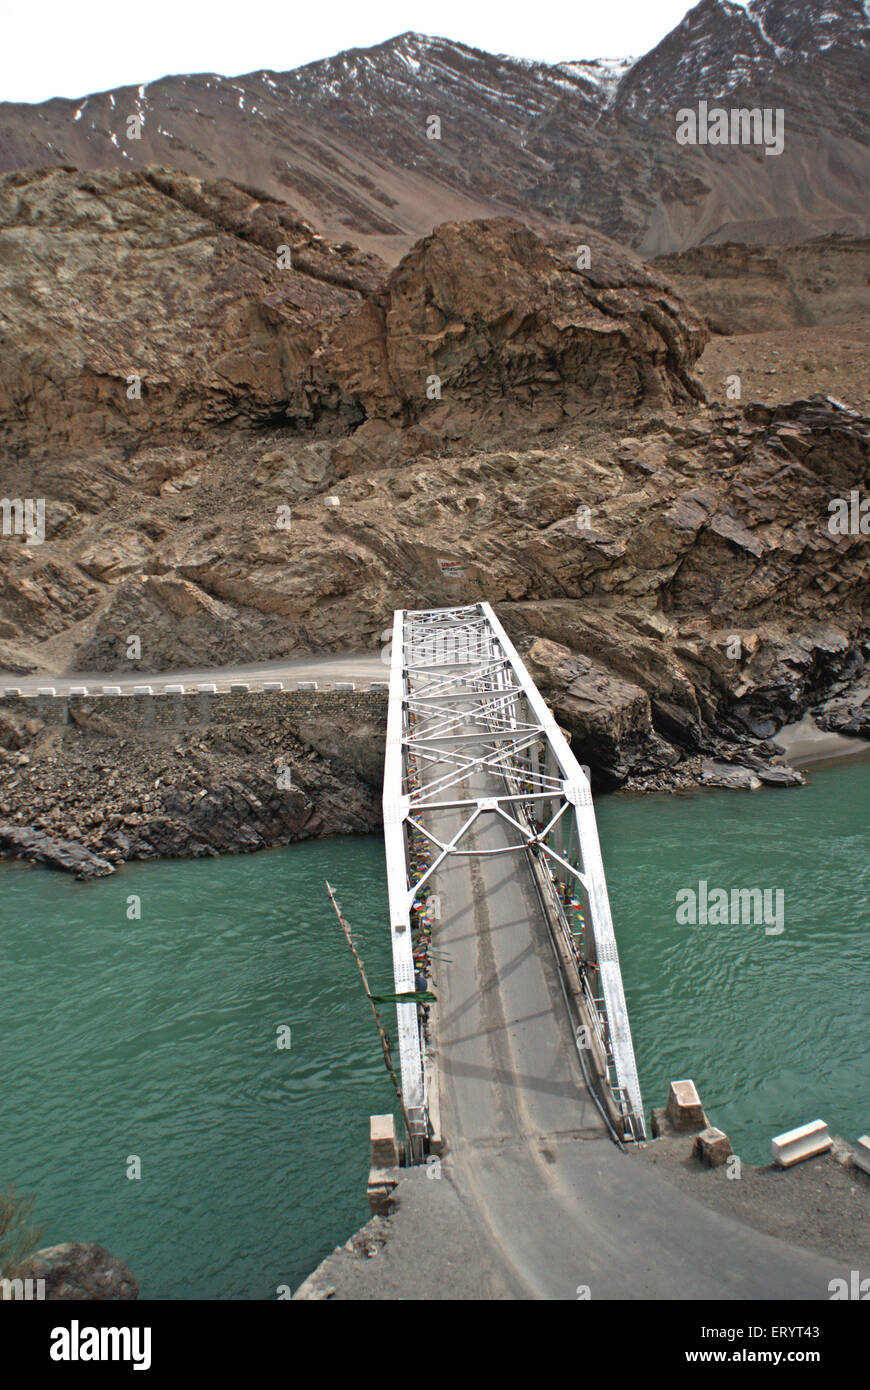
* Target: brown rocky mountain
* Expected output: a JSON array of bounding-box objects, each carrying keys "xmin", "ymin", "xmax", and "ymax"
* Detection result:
[
  {"xmin": 0, "ymin": 164, "xmax": 705, "ymax": 670},
  {"xmin": 1, "ymin": 165, "xmax": 868, "ymax": 826},
  {"xmin": 653, "ymin": 234, "xmax": 870, "ymax": 410},
  {"xmin": 0, "ymin": 0, "xmax": 868, "ymax": 260}
]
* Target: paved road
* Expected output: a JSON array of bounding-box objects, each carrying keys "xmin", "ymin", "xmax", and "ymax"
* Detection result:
[
  {"xmin": 0, "ymin": 653, "xmax": 388, "ymax": 695},
  {"xmin": 428, "ymin": 733, "xmax": 846, "ymax": 1299}
]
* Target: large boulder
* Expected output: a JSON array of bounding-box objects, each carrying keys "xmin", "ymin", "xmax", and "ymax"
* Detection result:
[{"xmin": 319, "ymin": 217, "xmax": 707, "ymax": 431}]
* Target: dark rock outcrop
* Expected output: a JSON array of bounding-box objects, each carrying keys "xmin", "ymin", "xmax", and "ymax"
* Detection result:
[
  {"xmin": 0, "ymin": 824, "xmax": 114, "ymax": 878},
  {"xmin": 14, "ymin": 1243, "xmax": 138, "ymax": 1299}
]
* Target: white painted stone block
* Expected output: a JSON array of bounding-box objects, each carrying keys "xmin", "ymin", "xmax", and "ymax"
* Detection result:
[
  {"xmin": 102, "ymin": 686, "xmax": 122, "ymax": 696},
  {"xmin": 666, "ymin": 1079, "xmax": 706, "ymax": 1132},
  {"xmin": 3, "ymin": 688, "xmax": 22, "ymax": 697},
  {"xmin": 853, "ymin": 1136, "xmax": 870, "ymax": 1176},
  {"xmin": 197, "ymin": 683, "xmax": 218, "ymax": 694},
  {"xmin": 262, "ymin": 681, "xmax": 283, "ymax": 693},
  {"xmin": 297, "ymin": 681, "xmax": 318, "ymax": 691},
  {"xmin": 36, "ymin": 687, "xmax": 56, "ymax": 696},
  {"xmin": 368, "ymin": 681, "xmax": 389, "ymax": 691},
  {"xmin": 68, "ymin": 686, "xmax": 88, "ymax": 696},
  {"xmin": 132, "ymin": 685, "xmax": 153, "ymax": 696},
  {"xmin": 334, "ymin": 681, "xmax": 355, "ymax": 691},
  {"xmin": 771, "ymin": 1119, "xmax": 832, "ymax": 1168},
  {"xmin": 370, "ymin": 1114, "xmax": 399, "ymax": 1168},
  {"xmin": 164, "ymin": 684, "xmax": 185, "ymax": 694}
]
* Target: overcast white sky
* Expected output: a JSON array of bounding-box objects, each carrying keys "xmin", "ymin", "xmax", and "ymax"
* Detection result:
[{"xmin": 2, "ymin": 0, "xmax": 752, "ymax": 104}]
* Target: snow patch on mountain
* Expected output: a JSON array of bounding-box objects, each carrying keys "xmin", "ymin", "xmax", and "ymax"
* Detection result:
[{"xmin": 558, "ymin": 57, "xmax": 636, "ymax": 100}]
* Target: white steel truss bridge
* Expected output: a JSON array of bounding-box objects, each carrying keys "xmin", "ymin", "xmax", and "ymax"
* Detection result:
[{"xmin": 382, "ymin": 601, "xmax": 645, "ymax": 1156}]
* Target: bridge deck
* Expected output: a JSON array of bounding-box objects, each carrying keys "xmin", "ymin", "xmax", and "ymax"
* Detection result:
[
  {"xmin": 432, "ymin": 745, "xmax": 605, "ymax": 1148},
  {"xmin": 384, "ymin": 601, "xmax": 647, "ymax": 1142}
]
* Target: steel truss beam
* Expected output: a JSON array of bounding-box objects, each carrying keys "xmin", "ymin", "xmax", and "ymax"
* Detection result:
[{"xmin": 382, "ymin": 602, "xmax": 646, "ymax": 1148}]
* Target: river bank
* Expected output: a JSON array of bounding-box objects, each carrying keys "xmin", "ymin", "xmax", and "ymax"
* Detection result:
[
  {"xmin": 0, "ymin": 689, "xmax": 385, "ymax": 876},
  {"xmin": 1, "ymin": 679, "xmax": 868, "ymax": 877}
]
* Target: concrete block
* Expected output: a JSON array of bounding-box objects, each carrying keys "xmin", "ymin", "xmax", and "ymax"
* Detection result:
[
  {"xmin": 132, "ymin": 685, "xmax": 153, "ymax": 696},
  {"xmin": 334, "ymin": 681, "xmax": 355, "ymax": 692},
  {"xmin": 102, "ymin": 686, "xmax": 122, "ymax": 696},
  {"xmin": 771, "ymin": 1119, "xmax": 832, "ymax": 1168},
  {"xmin": 3, "ymin": 688, "xmax": 22, "ymax": 697},
  {"xmin": 666, "ymin": 1079, "xmax": 707, "ymax": 1132},
  {"xmin": 368, "ymin": 682, "xmax": 389, "ymax": 692},
  {"xmin": 36, "ymin": 687, "xmax": 56, "ymax": 696},
  {"xmin": 370, "ymin": 1114, "xmax": 399, "ymax": 1168},
  {"xmin": 851, "ymin": 1136, "xmax": 870, "ymax": 1176},
  {"xmin": 262, "ymin": 681, "xmax": 283, "ymax": 693},
  {"xmin": 164, "ymin": 684, "xmax": 185, "ymax": 694},
  {"xmin": 229, "ymin": 683, "xmax": 249, "ymax": 694},
  {"xmin": 830, "ymin": 1134, "xmax": 855, "ymax": 1167},
  {"xmin": 366, "ymin": 1166, "xmax": 399, "ymax": 1217},
  {"xmin": 68, "ymin": 686, "xmax": 88, "ymax": 696},
  {"xmin": 324, "ymin": 495, "xmax": 341, "ymax": 508},
  {"xmin": 297, "ymin": 681, "xmax": 318, "ymax": 692},
  {"xmin": 197, "ymin": 683, "xmax": 218, "ymax": 694},
  {"xmin": 693, "ymin": 1126, "xmax": 733, "ymax": 1168}
]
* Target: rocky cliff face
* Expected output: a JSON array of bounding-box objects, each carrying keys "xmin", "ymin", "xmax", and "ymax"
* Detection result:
[
  {"xmin": 0, "ymin": 166, "xmax": 386, "ymax": 458},
  {"xmin": 0, "ymin": 168, "xmax": 704, "ymax": 461},
  {"xmin": 1, "ymin": 168, "xmax": 868, "ymax": 809},
  {"xmin": 0, "ymin": 165, "xmax": 707, "ymax": 676},
  {"xmin": 653, "ymin": 235, "xmax": 870, "ymax": 335},
  {"xmin": 0, "ymin": 2, "xmax": 868, "ymax": 259}
]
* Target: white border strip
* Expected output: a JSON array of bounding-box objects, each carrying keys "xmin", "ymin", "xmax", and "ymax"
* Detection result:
[{"xmin": 382, "ymin": 609, "xmax": 425, "ymax": 1127}]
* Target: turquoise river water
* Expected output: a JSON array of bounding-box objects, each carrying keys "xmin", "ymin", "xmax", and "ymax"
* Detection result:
[{"xmin": 1, "ymin": 760, "xmax": 868, "ymax": 1297}]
